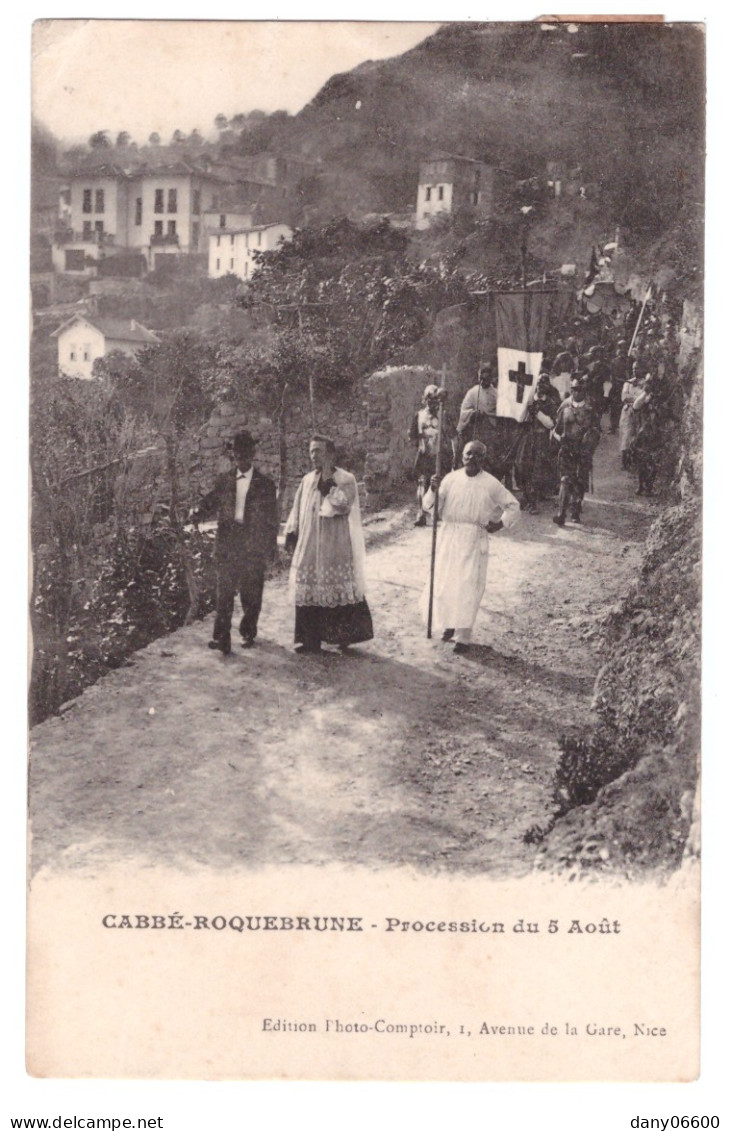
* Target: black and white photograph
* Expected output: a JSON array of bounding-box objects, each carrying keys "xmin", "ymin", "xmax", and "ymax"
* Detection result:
[{"xmin": 20, "ymin": 13, "xmax": 717, "ymax": 1097}]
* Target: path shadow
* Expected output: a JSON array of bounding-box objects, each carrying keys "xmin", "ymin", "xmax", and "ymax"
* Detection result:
[
  {"xmin": 579, "ymin": 500, "xmax": 655, "ymax": 542},
  {"xmin": 456, "ymin": 643, "xmax": 595, "ymax": 697},
  {"xmin": 509, "ymin": 507, "xmax": 651, "ymax": 548}
]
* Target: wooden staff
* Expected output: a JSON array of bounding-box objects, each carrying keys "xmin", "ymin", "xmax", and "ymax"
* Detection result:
[
  {"xmin": 427, "ymin": 364, "xmax": 448, "ymax": 639},
  {"xmin": 628, "ymin": 284, "xmax": 652, "ymax": 357}
]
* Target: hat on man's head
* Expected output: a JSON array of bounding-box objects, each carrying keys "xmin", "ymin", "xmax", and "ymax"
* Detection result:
[
  {"xmin": 423, "ymin": 384, "xmax": 440, "ymax": 398},
  {"xmin": 232, "ymin": 430, "xmax": 256, "ymax": 455}
]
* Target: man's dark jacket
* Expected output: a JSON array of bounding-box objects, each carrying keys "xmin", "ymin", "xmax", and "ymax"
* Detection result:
[{"xmin": 194, "ymin": 467, "xmax": 278, "ymax": 565}]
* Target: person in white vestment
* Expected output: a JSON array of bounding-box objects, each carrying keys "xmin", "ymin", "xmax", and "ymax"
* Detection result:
[
  {"xmin": 619, "ymin": 362, "xmax": 644, "ymax": 469},
  {"xmin": 454, "ymin": 362, "xmax": 499, "ymax": 470},
  {"xmin": 284, "ymin": 435, "xmax": 373, "ymax": 654},
  {"xmin": 421, "ymin": 440, "xmax": 520, "ymax": 653}
]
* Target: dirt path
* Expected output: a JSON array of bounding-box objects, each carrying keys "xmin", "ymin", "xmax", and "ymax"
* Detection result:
[{"xmin": 29, "ymin": 434, "xmax": 658, "ymax": 878}]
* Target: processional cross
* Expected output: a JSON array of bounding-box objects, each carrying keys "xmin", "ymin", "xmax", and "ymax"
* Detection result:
[{"xmin": 509, "ymin": 360, "xmax": 534, "ymax": 404}]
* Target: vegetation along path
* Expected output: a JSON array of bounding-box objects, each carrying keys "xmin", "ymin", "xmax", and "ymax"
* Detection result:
[{"xmin": 29, "ymin": 435, "xmax": 656, "ymax": 879}]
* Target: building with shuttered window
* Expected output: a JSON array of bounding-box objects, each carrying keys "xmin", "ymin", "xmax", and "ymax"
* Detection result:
[
  {"xmin": 52, "ymin": 313, "xmax": 160, "ymax": 379},
  {"xmin": 52, "ymin": 161, "xmax": 225, "ymax": 275}
]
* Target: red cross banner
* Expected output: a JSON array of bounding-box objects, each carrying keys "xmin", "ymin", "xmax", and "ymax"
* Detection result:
[{"xmin": 494, "ymin": 291, "xmax": 553, "ymax": 422}]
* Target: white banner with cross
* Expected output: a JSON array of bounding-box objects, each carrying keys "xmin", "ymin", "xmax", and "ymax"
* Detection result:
[{"xmin": 496, "ymin": 347, "xmax": 543, "ymax": 423}]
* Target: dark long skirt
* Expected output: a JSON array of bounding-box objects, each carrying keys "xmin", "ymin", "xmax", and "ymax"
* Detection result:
[
  {"xmin": 295, "ymin": 600, "xmax": 374, "ymax": 649},
  {"xmin": 514, "ymin": 428, "xmax": 558, "ymax": 504}
]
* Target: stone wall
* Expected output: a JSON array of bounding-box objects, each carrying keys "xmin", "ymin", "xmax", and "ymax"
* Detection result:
[
  {"xmin": 192, "ymin": 297, "xmax": 500, "ymax": 514},
  {"xmin": 363, "ymin": 366, "xmax": 439, "ymax": 507},
  {"xmin": 193, "ymin": 387, "xmax": 368, "ymax": 518},
  {"xmin": 361, "ymin": 301, "xmax": 495, "ymax": 508},
  {"xmin": 192, "ymin": 299, "xmax": 496, "ymax": 515},
  {"xmin": 363, "ymin": 361, "xmax": 481, "ymax": 508}
]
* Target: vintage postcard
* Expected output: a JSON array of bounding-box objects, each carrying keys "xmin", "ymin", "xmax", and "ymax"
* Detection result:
[{"xmin": 27, "ymin": 18, "xmax": 705, "ymax": 1084}]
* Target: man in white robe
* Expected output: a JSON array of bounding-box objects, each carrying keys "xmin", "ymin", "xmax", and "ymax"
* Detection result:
[
  {"xmin": 421, "ymin": 440, "xmax": 520, "ymax": 653},
  {"xmin": 456, "ymin": 364, "xmax": 498, "ymax": 435}
]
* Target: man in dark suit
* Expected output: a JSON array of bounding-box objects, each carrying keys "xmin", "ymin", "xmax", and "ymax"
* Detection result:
[{"xmin": 190, "ymin": 431, "xmax": 278, "ymax": 655}]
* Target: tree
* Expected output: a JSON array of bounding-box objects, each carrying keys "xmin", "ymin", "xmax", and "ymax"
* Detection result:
[
  {"xmin": 203, "ymin": 326, "xmax": 329, "ymax": 514},
  {"xmin": 89, "ymin": 130, "xmax": 111, "ymax": 149},
  {"xmin": 29, "ymin": 375, "xmax": 145, "ymax": 719},
  {"xmin": 243, "ymin": 217, "xmax": 469, "ymax": 392},
  {"xmin": 214, "ymin": 113, "xmax": 229, "ymax": 132},
  {"xmin": 295, "ymin": 172, "xmax": 324, "ymax": 211},
  {"xmin": 95, "ymin": 334, "xmax": 216, "ymax": 621},
  {"xmin": 269, "ymin": 109, "xmax": 290, "ymax": 127},
  {"xmin": 32, "ymin": 121, "xmax": 58, "ymax": 174},
  {"xmin": 236, "ymin": 117, "xmax": 275, "ymax": 156},
  {"xmin": 208, "ymin": 218, "xmax": 469, "ymax": 503},
  {"xmin": 63, "ymin": 143, "xmax": 88, "ymax": 164}
]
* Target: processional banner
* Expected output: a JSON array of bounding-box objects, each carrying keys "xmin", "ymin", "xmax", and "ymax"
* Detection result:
[{"xmin": 494, "ymin": 291, "xmax": 553, "ymax": 422}]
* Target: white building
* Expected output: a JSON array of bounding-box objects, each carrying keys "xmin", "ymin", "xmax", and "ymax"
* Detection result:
[
  {"xmin": 202, "ymin": 207, "xmax": 257, "ymax": 239},
  {"xmin": 52, "ymin": 160, "xmax": 226, "ymax": 275},
  {"xmin": 415, "ymin": 155, "xmax": 503, "ymax": 230},
  {"xmin": 52, "ymin": 313, "xmax": 160, "ymax": 380},
  {"xmin": 208, "ymin": 222, "xmax": 293, "ymax": 281}
]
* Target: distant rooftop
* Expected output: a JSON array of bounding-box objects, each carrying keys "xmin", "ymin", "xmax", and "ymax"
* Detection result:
[
  {"xmin": 52, "ymin": 314, "xmax": 160, "ymax": 345},
  {"xmin": 63, "ymin": 157, "xmax": 225, "ymax": 182},
  {"xmin": 211, "ymin": 222, "xmax": 292, "ymax": 237},
  {"xmin": 422, "ymin": 152, "xmax": 490, "ymax": 165}
]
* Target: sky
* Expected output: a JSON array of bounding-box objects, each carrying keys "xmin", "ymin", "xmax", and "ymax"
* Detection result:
[{"xmin": 32, "ymin": 20, "xmax": 441, "ymax": 145}]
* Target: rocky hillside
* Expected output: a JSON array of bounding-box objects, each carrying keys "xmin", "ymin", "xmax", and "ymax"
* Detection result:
[
  {"xmin": 534, "ymin": 319, "xmax": 703, "ymax": 879},
  {"xmin": 34, "ymin": 22, "xmax": 704, "ymax": 281},
  {"xmin": 283, "ymin": 21, "xmax": 703, "ymax": 243}
]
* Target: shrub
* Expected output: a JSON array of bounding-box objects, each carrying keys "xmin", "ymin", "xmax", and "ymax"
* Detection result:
[
  {"xmin": 552, "ymin": 729, "xmax": 640, "ymax": 814},
  {"xmin": 30, "ymin": 523, "xmax": 218, "ymax": 724}
]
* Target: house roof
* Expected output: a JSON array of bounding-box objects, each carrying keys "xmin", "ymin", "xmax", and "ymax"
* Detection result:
[
  {"xmin": 52, "ymin": 313, "xmax": 160, "ymax": 344},
  {"xmin": 94, "ymin": 318, "xmax": 160, "ymax": 344},
  {"xmin": 64, "ymin": 158, "xmax": 225, "ymax": 183},
  {"xmin": 421, "ymin": 152, "xmax": 488, "ymax": 165},
  {"xmin": 65, "ymin": 162, "xmax": 131, "ymax": 179},
  {"xmin": 209, "ymin": 222, "xmax": 292, "ymax": 237},
  {"xmin": 127, "ymin": 160, "xmax": 224, "ymax": 181}
]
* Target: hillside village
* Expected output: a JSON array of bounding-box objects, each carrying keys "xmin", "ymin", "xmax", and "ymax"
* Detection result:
[
  {"xmin": 35, "ymin": 136, "xmax": 579, "ymax": 372},
  {"xmin": 29, "ymin": 21, "xmax": 704, "ymax": 882}
]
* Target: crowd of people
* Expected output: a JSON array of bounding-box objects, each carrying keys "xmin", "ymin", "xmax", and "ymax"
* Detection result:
[
  {"xmin": 188, "ymin": 301, "xmax": 683, "ymax": 660},
  {"xmin": 547, "ymin": 309, "xmax": 682, "ymax": 501},
  {"xmin": 409, "ymin": 302, "xmax": 683, "ymax": 529}
]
